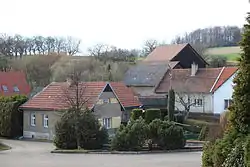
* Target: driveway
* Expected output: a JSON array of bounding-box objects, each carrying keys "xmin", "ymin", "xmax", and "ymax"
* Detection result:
[{"xmin": 0, "ymin": 139, "xmax": 202, "ymax": 167}]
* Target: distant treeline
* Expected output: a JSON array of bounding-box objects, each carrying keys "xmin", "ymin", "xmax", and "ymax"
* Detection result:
[{"xmin": 172, "ymin": 26, "xmax": 242, "ymax": 48}]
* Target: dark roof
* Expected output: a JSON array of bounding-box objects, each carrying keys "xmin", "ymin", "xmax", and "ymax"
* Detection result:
[
  {"xmin": 0, "ymin": 71, "xmax": 31, "ymax": 96},
  {"xmin": 124, "ymin": 61, "xmax": 169, "ymax": 86},
  {"xmin": 155, "ymin": 68, "xmax": 223, "ymax": 93},
  {"xmin": 20, "ymin": 82, "xmax": 141, "ymax": 110}
]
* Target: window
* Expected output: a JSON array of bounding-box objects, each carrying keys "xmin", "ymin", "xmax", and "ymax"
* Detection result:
[
  {"xmin": 2, "ymin": 85, "xmax": 8, "ymax": 92},
  {"xmin": 96, "ymin": 99, "xmax": 104, "ymax": 104},
  {"xmin": 194, "ymin": 99, "xmax": 203, "ymax": 106},
  {"xmin": 13, "ymin": 86, "xmax": 20, "ymax": 92},
  {"xmin": 31, "ymin": 113, "xmax": 36, "ymax": 126},
  {"xmin": 43, "ymin": 115, "xmax": 49, "ymax": 128},
  {"xmin": 224, "ymin": 99, "xmax": 233, "ymax": 110},
  {"xmin": 110, "ymin": 98, "xmax": 118, "ymax": 103},
  {"xmin": 103, "ymin": 118, "xmax": 112, "ymax": 129},
  {"xmin": 103, "ymin": 99, "xmax": 109, "ymax": 104}
]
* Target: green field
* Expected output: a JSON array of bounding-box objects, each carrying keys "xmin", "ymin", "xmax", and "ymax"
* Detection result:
[{"xmin": 206, "ymin": 46, "xmax": 241, "ymax": 62}]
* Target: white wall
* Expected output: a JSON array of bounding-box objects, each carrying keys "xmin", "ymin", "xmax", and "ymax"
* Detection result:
[
  {"xmin": 213, "ymin": 73, "xmax": 236, "ymax": 114},
  {"xmin": 175, "ymin": 93, "xmax": 213, "ymax": 113}
]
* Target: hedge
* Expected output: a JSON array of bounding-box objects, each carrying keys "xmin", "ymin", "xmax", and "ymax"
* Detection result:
[
  {"xmin": 130, "ymin": 108, "xmax": 143, "ymax": 120},
  {"xmin": 145, "ymin": 108, "xmax": 161, "ymax": 123}
]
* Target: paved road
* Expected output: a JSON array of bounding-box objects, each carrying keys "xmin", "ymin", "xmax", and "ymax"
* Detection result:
[{"xmin": 0, "ymin": 139, "xmax": 202, "ymax": 167}]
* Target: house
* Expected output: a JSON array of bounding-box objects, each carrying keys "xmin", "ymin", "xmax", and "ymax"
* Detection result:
[
  {"xmin": 155, "ymin": 63, "xmax": 238, "ymax": 114},
  {"xmin": 0, "ymin": 71, "xmax": 31, "ymax": 96},
  {"xmin": 19, "ymin": 81, "xmax": 141, "ymax": 140},
  {"xmin": 124, "ymin": 43, "xmax": 208, "ymax": 108}
]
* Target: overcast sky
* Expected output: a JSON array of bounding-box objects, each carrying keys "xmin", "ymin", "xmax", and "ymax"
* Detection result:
[{"xmin": 0, "ymin": 0, "xmax": 249, "ymax": 53}]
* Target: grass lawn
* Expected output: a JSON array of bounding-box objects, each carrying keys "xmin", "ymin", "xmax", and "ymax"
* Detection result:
[{"xmin": 206, "ymin": 46, "xmax": 241, "ymax": 62}]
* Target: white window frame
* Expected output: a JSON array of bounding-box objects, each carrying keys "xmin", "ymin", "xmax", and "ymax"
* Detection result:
[
  {"xmin": 43, "ymin": 115, "xmax": 49, "ymax": 128},
  {"xmin": 103, "ymin": 118, "xmax": 112, "ymax": 129},
  {"xmin": 31, "ymin": 113, "xmax": 36, "ymax": 126},
  {"xmin": 224, "ymin": 99, "xmax": 232, "ymax": 110},
  {"xmin": 194, "ymin": 99, "xmax": 203, "ymax": 107}
]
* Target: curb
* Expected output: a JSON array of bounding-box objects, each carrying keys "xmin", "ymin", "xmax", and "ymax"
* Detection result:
[{"xmin": 51, "ymin": 147, "xmax": 203, "ymax": 154}]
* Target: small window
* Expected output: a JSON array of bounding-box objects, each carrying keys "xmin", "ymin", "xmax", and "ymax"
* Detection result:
[
  {"xmin": 43, "ymin": 115, "xmax": 48, "ymax": 128},
  {"xmin": 103, "ymin": 99, "xmax": 109, "ymax": 104},
  {"xmin": 13, "ymin": 86, "xmax": 20, "ymax": 92},
  {"xmin": 2, "ymin": 85, "xmax": 8, "ymax": 92},
  {"xmin": 224, "ymin": 99, "xmax": 233, "ymax": 110},
  {"xmin": 194, "ymin": 99, "xmax": 203, "ymax": 106},
  {"xmin": 96, "ymin": 99, "xmax": 104, "ymax": 104},
  {"xmin": 103, "ymin": 118, "xmax": 112, "ymax": 129},
  {"xmin": 31, "ymin": 113, "xmax": 36, "ymax": 126},
  {"xmin": 110, "ymin": 98, "xmax": 118, "ymax": 103}
]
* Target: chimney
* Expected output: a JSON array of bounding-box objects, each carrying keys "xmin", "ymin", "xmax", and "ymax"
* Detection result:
[{"xmin": 191, "ymin": 62, "xmax": 198, "ymax": 76}]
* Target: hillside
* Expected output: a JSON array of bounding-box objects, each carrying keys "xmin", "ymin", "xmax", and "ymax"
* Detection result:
[{"xmin": 206, "ymin": 46, "xmax": 241, "ymax": 62}]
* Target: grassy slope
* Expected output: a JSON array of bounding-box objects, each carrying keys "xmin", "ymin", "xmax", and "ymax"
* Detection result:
[{"xmin": 206, "ymin": 46, "xmax": 241, "ymax": 62}]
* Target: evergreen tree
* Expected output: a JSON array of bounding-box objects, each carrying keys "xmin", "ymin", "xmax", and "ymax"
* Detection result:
[
  {"xmin": 168, "ymin": 88, "xmax": 175, "ymax": 121},
  {"xmin": 230, "ymin": 13, "xmax": 250, "ymax": 134}
]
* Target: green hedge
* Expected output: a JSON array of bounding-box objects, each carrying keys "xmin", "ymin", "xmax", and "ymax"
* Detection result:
[
  {"xmin": 145, "ymin": 108, "xmax": 161, "ymax": 123},
  {"xmin": 130, "ymin": 108, "xmax": 143, "ymax": 120},
  {"xmin": 0, "ymin": 95, "xmax": 28, "ymax": 138}
]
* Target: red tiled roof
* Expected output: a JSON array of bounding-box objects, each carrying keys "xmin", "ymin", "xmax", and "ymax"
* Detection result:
[
  {"xmin": 20, "ymin": 82, "xmax": 141, "ymax": 110},
  {"xmin": 110, "ymin": 82, "xmax": 142, "ymax": 107},
  {"xmin": 212, "ymin": 67, "xmax": 238, "ymax": 92},
  {"xmin": 0, "ymin": 71, "xmax": 31, "ymax": 96}
]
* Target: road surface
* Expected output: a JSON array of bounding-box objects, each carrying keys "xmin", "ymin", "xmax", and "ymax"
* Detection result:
[{"xmin": 0, "ymin": 139, "xmax": 202, "ymax": 167}]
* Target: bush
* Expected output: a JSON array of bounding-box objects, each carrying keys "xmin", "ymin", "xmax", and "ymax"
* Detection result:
[
  {"xmin": 199, "ymin": 126, "xmax": 209, "ymax": 141},
  {"xmin": 148, "ymin": 120, "xmax": 186, "ymax": 150},
  {"xmin": 223, "ymin": 141, "xmax": 245, "ymax": 167},
  {"xmin": 0, "ymin": 95, "xmax": 28, "ymax": 138},
  {"xmin": 145, "ymin": 108, "xmax": 161, "ymax": 123},
  {"xmin": 244, "ymin": 136, "xmax": 250, "ymax": 167},
  {"xmin": 130, "ymin": 108, "xmax": 143, "ymax": 120},
  {"xmin": 111, "ymin": 117, "xmax": 148, "ymax": 151},
  {"xmin": 202, "ymin": 141, "xmax": 215, "ymax": 167},
  {"xmin": 53, "ymin": 109, "xmax": 108, "ymax": 150}
]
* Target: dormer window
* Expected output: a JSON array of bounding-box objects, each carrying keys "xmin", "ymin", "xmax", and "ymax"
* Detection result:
[
  {"xmin": 13, "ymin": 86, "xmax": 20, "ymax": 92},
  {"xmin": 2, "ymin": 85, "xmax": 8, "ymax": 92}
]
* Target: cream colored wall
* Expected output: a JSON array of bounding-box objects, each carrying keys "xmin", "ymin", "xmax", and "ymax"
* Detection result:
[
  {"xmin": 98, "ymin": 116, "xmax": 121, "ymax": 129},
  {"xmin": 175, "ymin": 93, "xmax": 213, "ymax": 113},
  {"xmin": 23, "ymin": 110, "xmax": 61, "ymax": 140}
]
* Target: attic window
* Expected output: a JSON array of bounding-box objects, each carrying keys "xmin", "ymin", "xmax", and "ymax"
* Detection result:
[
  {"xmin": 13, "ymin": 86, "xmax": 20, "ymax": 92},
  {"xmin": 2, "ymin": 85, "xmax": 8, "ymax": 92}
]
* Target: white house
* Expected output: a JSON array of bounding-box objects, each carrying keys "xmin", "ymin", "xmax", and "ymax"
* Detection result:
[{"xmin": 154, "ymin": 63, "xmax": 238, "ymax": 114}]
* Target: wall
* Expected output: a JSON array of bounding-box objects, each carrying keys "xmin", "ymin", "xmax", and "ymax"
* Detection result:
[
  {"xmin": 23, "ymin": 110, "xmax": 60, "ymax": 140},
  {"xmin": 213, "ymin": 73, "xmax": 236, "ymax": 114},
  {"xmin": 175, "ymin": 93, "xmax": 213, "ymax": 113},
  {"xmin": 94, "ymin": 91, "xmax": 122, "ymax": 118}
]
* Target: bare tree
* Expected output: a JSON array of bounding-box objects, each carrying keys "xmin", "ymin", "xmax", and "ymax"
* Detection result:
[
  {"xmin": 142, "ymin": 39, "xmax": 158, "ymax": 56},
  {"xmin": 65, "ymin": 36, "xmax": 81, "ymax": 56},
  {"xmin": 61, "ymin": 66, "xmax": 90, "ymax": 149}
]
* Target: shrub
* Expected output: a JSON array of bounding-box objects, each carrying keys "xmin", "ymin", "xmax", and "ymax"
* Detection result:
[
  {"xmin": 111, "ymin": 117, "xmax": 148, "ymax": 151},
  {"xmin": 54, "ymin": 109, "xmax": 108, "ymax": 150},
  {"xmin": 130, "ymin": 108, "xmax": 143, "ymax": 120},
  {"xmin": 244, "ymin": 136, "xmax": 250, "ymax": 167},
  {"xmin": 0, "ymin": 95, "xmax": 28, "ymax": 138},
  {"xmin": 222, "ymin": 141, "xmax": 245, "ymax": 167},
  {"xmin": 148, "ymin": 120, "xmax": 186, "ymax": 150},
  {"xmin": 145, "ymin": 108, "xmax": 161, "ymax": 123},
  {"xmin": 199, "ymin": 126, "xmax": 209, "ymax": 141},
  {"xmin": 202, "ymin": 141, "xmax": 215, "ymax": 167}
]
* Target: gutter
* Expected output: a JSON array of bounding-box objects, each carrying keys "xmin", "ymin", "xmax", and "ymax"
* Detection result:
[{"xmin": 210, "ymin": 67, "xmax": 225, "ymax": 93}]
